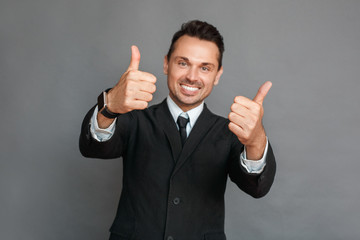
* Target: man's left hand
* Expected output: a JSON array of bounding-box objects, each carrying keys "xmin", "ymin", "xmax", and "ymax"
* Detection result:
[{"xmin": 228, "ymin": 81, "xmax": 272, "ymax": 160}]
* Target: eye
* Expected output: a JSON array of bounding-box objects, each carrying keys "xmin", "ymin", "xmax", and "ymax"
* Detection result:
[
  {"xmin": 178, "ymin": 61, "xmax": 188, "ymax": 67},
  {"xmin": 201, "ymin": 66, "xmax": 210, "ymax": 72}
]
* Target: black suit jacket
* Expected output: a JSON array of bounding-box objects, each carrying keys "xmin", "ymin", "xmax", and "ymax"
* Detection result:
[{"xmin": 79, "ymin": 99, "xmax": 276, "ymax": 240}]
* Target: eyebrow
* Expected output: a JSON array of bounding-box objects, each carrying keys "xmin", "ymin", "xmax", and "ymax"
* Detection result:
[{"xmin": 175, "ymin": 56, "xmax": 216, "ymax": 68}]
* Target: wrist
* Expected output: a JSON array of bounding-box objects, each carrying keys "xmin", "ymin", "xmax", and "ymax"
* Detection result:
[
  {"xmin": 97, "ymin": 89, "xmax": 120, "ymax": 119},
  {"xmin": 245, "ymin": 133, "xmax": 267, "ymax": 160},
  {"xmin": 97, "ymin": 111, "xmax": 116, "ymax": 129}
]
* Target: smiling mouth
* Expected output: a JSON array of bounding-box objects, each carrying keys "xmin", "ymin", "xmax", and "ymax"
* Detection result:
[{"xmin": 180, "ymin": 84, "xmax": 200, "ymax": 92}]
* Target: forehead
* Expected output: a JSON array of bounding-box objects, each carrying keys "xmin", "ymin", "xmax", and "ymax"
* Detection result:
[{"xmin": 171, "ymin": 35, "xmax": 219, "ymax": 66}]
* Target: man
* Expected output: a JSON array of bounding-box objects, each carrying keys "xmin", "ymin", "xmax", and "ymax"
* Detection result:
[{"xmin": 80, "ymin": 20, "xmax": 276, "ymax": 240}]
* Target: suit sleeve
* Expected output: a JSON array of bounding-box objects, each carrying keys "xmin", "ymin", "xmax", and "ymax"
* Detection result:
[
  {"xmin": 227, "ymin": 134, "xmax": 276, "ymax": 198},
  {"xmin": 79, "ymin": 105, "xmax": 134, "ymax": 159}
]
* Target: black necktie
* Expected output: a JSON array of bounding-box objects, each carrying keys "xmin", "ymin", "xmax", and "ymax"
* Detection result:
[{"xmin": 177, "ymin": 115, "xmax": 189, "ymax": 146}]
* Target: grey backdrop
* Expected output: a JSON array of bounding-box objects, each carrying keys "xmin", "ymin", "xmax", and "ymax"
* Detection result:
[{"xmin": 1, "ymin": 0, "xmax": 359, "ymax": 239}]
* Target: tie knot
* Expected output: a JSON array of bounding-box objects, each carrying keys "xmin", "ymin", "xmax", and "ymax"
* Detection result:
[{"xmin": 177, "ymin": 115, "xmax": 189, "ymax": 128}]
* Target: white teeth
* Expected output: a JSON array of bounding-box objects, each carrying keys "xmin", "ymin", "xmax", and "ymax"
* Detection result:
[{"xmin": 181, "ymin": 85, "xmax": 198, "ymax": 91}]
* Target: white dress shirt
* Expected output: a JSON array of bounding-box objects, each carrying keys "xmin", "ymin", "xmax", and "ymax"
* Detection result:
[{"xmin": 90, "ymin": 96, "xmax": 268, "ymax": 174}]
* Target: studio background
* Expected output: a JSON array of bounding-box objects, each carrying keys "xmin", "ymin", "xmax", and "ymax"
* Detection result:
[{"xmin": 1, "ymin": 0, "xmax": 359, "ymax": 239}]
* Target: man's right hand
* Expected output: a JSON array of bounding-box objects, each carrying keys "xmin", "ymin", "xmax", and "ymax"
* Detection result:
[
  {"xmin": 97, "ymin": 45, "xmax": 157, "ymax": 128},
  {"xmin": 107, "ymin": 45, "xmax": 157, "ymax": 114}
]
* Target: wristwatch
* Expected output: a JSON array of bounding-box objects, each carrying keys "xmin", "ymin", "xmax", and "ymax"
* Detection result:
[{"xmin": 97, "ymin": 89, "xmax": 120, "ymax": 119}]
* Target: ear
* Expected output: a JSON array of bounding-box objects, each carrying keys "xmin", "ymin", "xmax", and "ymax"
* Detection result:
[
  {"xmin": 214, "ymin": 66, "xmax": 223, "ymax": 85},
  {"xmin": 163, "ymin": 55, "xmax": 169, "ymax": 75}
]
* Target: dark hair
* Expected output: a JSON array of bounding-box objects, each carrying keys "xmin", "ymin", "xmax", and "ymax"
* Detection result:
[{"xmin": 167, "ymin": 20, "xmax": 225, "ymax": 70}]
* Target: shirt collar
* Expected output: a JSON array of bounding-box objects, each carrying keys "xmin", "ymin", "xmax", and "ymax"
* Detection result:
[{"xmin": 166, "ymin": 96, "xmax": 204, "ymax": 129}]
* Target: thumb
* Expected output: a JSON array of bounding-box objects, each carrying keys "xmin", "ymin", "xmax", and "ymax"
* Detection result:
[
  {"xmin": 253, "ymin": 81, "xmax": 272, "ymax": 104},
  {"xmin": 127, "ymin": 45, "xmax": 141, "ymax": 71}
]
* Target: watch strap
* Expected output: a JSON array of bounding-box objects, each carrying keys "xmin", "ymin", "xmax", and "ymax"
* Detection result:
[
  {"xmin": 97, "ymin": 89, "xmax": 120, "ymax": 119},
  {"xmin": 100, "ymin": 106, "xmax": 120, "ymax": 119}
]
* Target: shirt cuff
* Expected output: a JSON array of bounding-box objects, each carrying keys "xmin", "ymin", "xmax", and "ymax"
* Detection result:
[
  {"xmin": 90, "ymin": 106, "xmax": 116, "ymax": 142},
  {"xmin": 240, "ymin": 137, "xmax": 268, "ymax": 174}
]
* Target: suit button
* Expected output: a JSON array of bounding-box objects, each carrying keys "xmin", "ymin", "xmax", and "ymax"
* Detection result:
[
  {"xmin": 167, "ymin": 236, "xmax": 174, "ymax": 240},
  {"xmin": 173, "ymin": 197, "xmax": 180, "ymax": 205}
]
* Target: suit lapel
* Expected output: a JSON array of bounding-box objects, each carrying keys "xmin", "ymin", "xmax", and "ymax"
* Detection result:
[
  {"xmin": 157, "ymin": 100, "xmax": 182, "ymax": 162},
  {"xmin": 172, "ymin": 104, "xmax": 218, "ymax": 175}
]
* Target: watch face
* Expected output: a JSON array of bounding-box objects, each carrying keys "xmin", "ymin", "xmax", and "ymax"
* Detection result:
[{"xmin": 97, "ymin": 92, "xmax": 106, "ymax": 109}]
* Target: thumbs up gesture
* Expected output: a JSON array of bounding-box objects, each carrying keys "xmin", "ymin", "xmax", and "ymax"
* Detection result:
[
  {"xmin": 228, "ymin": 81, "xmax": 272, "ymax": 160},
  {"xmin": 106, "ymin": 45, "xmax": 157, "ymax": 114}
]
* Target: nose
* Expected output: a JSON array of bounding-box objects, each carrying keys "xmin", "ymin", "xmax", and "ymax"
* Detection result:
[{"xmin": 186, "ymin": 66, "xmax": 200, "ymax": 81}]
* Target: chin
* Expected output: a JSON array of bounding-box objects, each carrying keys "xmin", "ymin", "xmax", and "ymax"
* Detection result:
[{"xmin": 180, "ymin": 98, "xmax": 202, "ymax": 108}]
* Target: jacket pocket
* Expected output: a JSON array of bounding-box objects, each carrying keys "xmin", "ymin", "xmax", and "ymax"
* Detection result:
[{"xmin": 204, "ymin": 232, "xmax": 226, "ymax": 240}]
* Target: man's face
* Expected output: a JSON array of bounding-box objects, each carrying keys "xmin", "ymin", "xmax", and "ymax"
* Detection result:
[{"xmin": 163, "ymin": 35, "xmax": 223, "ymax": 112}]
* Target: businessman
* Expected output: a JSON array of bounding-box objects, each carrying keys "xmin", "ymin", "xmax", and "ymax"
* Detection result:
[{"xmin": 80, "ymin": 20, "xmax": 276, "ymax": 240}]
